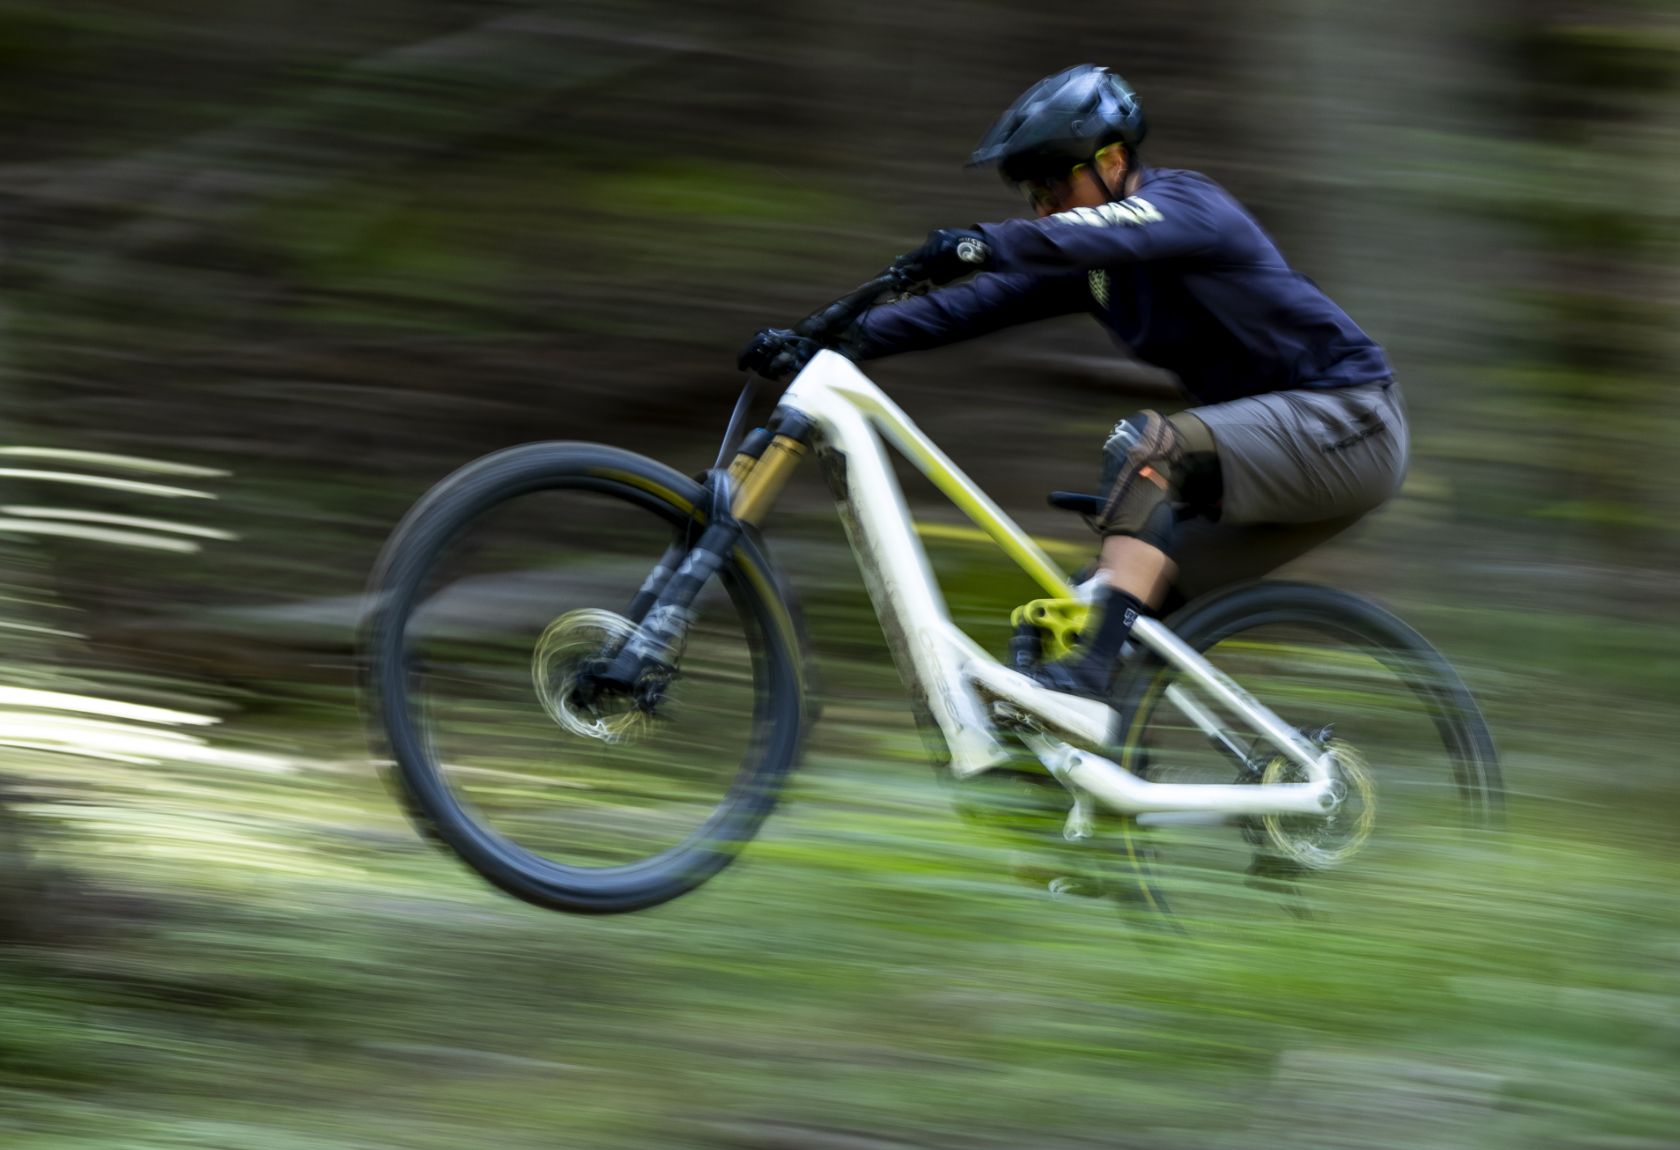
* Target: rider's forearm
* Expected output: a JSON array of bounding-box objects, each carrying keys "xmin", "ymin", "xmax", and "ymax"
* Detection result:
[{"xmin": 846, "ymin": 271, "xmax": 1085, "ymax": 359}]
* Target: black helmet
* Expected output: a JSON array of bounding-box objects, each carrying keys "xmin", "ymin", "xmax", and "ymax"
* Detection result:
[{"xmin": 969, "ymin": 65, "xmax": 1147, "ymax": 182}]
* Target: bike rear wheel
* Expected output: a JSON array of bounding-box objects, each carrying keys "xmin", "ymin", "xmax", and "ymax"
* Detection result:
[
  {"xmin": 363, "ymin": 442, "xmax": 807, "ymax": 914},
  {"xmin": 1108, "ymin": 581, "xmax": 1501, "ymax": 927}
]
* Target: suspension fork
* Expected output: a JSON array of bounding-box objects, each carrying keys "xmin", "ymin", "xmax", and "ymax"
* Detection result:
[{"xmin": 601, "ymin": 408, "xmax": 812, "ymax": 688}]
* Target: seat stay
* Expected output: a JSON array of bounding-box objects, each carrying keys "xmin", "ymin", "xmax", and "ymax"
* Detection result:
[{"xmin": 1131, "ymin": 616, "xmax": 1333, "ymax": 782}]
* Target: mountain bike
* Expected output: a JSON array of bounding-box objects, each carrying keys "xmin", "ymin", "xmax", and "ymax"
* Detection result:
[{"xmin": 362, "ymin": 259, "xmax": 1501, "ymax": 920}]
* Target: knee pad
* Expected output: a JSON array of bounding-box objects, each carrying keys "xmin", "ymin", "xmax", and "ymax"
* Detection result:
[{"xmin": 1096, "ymin": 410, "xmax": 1183, "ymax": 543}]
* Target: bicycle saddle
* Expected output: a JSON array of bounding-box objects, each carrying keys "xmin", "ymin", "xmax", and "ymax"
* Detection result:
[{"xmin": 1047, "ymin": 491, "xmax": 1103, "ymax": 516}]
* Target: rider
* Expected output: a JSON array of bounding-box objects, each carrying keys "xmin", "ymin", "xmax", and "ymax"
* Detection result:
[{"xmin": 740, "ymin": 65, "xmax": 1406, "ymax": 699}]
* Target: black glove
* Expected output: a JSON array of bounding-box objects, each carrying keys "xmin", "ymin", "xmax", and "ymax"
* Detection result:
[
  {"xmin": 738, "ymin": 327, "xmax": 824, "ymax": 382},
  {"xmin": 895, "ymin": 228, "xmax": 992, "ymax": 286}
]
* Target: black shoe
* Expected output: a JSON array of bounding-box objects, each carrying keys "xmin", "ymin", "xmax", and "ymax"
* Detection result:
[{"xmin": 1026, "ymin": 651, "xmax": 1119, "ymax": 701}]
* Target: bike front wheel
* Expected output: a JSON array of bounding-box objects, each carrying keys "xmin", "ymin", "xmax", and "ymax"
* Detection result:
[
  {"xmin": 1107, "ymin": 581, "xmax": 1501, "ymax": 927},
  {"xmin": 363, "ymin": 442, "xmax": 808, "ymax": 914}
]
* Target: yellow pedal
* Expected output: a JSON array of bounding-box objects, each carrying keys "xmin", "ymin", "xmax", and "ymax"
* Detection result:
[{"xmin": 1009, "ymin": 597, "xmax": 1092, "ymax": 662}]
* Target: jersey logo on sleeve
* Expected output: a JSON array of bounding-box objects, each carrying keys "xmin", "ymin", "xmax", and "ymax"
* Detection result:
[
  {"xmin": 1089, "ymin": 270, "xmax": 1110, "ymax": 308},
  {"xmin": 1055, "ymin": 196, "xmax": 1164, "ymax": 229}
]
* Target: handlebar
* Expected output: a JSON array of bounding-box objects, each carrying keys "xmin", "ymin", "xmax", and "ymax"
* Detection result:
[
  {"xmin": 726, "ymin": 239, "xmax": 990, "ymax": 460},
  {"xmin": 791, "ymin": 268, "xmax": 910, "ymax": 345},
  {"xmin": 791, "ymin": 236, "xmax": 992, "ymax": 347}
]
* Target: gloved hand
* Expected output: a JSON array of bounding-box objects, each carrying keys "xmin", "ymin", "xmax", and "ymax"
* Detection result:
[
  {"xmin": 737, "ymin": 327, "xmax": 824, "ymax": 382},
  {"xmin": 895, "ymin": 228, "xmax": 992, "ymax": 286}
]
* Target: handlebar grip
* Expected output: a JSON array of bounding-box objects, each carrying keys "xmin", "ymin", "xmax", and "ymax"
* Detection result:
[{"xmin": 792, "ymin": 270, "xmax": 904, "ymax": 342}]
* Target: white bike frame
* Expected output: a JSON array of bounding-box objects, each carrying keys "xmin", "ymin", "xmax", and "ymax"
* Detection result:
[{"xmin": 779, "ymin": 351, "xmax": 1338, "ymax": 826}]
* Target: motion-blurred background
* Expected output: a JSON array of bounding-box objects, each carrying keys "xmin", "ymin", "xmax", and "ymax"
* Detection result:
[{"xmin": 0, "ymin": 2, "xmax": 1675, "ymax": 1148}]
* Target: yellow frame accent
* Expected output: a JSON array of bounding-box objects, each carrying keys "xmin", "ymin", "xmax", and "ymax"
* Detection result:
[{"xmin": 840, "ymin": 389, "xmax": 1075, "ymax": 601}]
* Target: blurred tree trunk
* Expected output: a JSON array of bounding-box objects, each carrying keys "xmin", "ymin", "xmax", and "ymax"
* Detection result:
[
  {"xmin": 1217, "ymin": 1, "xmax": 1523, "ymax": 597},
  {"xmin": 1515, "ymin": 3, "xmax": 1680, "ymax": 573},
  {"xmin": 1238, "ymin": 0, "xmax": 1514, "ymax": 371}
]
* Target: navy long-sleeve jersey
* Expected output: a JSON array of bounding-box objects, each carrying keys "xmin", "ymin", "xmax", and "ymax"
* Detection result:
[{"xmin": 849, "ymin": 167, "xmax": 1393, "ymax": 404}]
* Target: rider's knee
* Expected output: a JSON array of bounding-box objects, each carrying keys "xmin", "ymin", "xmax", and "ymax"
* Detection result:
[
  {"xmin": 1096, "ymin": 410, "xmax": 1184, "ymax": 545},
  {"xmin": 1099, "ymin": 410, "xmax": 1172, "ymax": 487}
]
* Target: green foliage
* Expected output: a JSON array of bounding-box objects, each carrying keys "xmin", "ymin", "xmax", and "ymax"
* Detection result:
[
  {"xmin": 0, "ymin": 649, "xmax": 1675, "ymax": 1149},
  {"xmin": 1520, "ymin": 22, "xmax": 1680, "ymax": 94}
]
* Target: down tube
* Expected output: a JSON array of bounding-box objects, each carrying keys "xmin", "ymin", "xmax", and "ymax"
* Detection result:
[{"xmin": 783, "ymin": 360, "xmax": 1008, "ymax": 775}]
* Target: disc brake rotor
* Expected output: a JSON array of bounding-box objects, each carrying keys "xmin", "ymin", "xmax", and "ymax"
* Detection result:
[
  {"xmin": 532, "ymin": 609, "xmax": 651, "ymax": 745},
  {"xmin": 1260, "ymin": 739, "xmax": 1376, "ymax": 869}
]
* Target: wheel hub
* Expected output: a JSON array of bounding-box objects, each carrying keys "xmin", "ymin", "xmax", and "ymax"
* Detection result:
[
  {"xmin": 1259, "ymin": 739, "xmax": 1376, "ymax": 869},
  {"xmin": 533, "ymin": 609, "xmax": 652, "ymax": 745}
]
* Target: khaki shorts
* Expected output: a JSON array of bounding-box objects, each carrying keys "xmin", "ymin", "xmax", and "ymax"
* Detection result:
[
  {"xmin": 1193, "ymin": 381, "xmax": 1408, "ymax": 525},
  {"xmin": 1167, "ymin": 381, "xmax": 1407, "ymax": 601}
]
